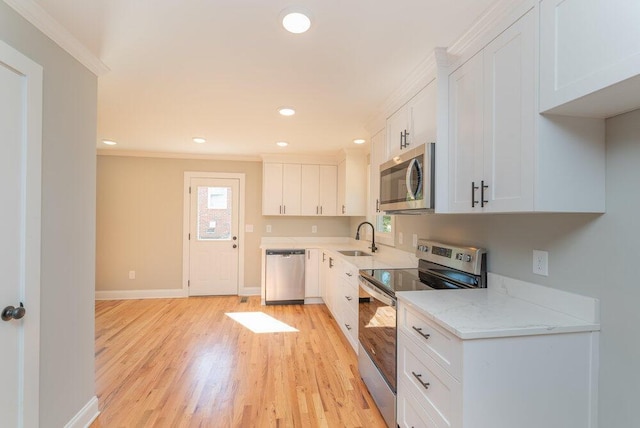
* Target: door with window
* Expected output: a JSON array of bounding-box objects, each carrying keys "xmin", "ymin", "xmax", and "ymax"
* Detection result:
[{"xmin": 188, "ymin": 177, "xmax": 240, "ymax": 295}]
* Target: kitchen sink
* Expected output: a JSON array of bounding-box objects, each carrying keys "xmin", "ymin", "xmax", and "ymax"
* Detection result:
[{"xmin": 338, "ymin": 250, "xmax": 372, "ymax": 257}]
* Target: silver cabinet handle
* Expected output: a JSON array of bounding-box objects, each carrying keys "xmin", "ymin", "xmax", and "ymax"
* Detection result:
[
  {"xmin": 345, "ymin": 324, "xmax": 352, "ymax": 330},
  {"xmin": 412, "ymin": 326, "xmax": 431, "ymax": 340},
  {"xmin": 345, "ymin": 296, "xmax": 352, "ymax": 301},
  {"xmin": 412, "ymin": 371, "xmax": 430, "ymax": 390}
]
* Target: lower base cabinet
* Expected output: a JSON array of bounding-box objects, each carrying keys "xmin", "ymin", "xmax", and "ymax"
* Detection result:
[
  {"xmin": 397, "ymin": 301, "xmax": 598, "ymax": 428},
  {"xmin": 323, "ymin": 255, "xmax": 359, "ymax": 353}
]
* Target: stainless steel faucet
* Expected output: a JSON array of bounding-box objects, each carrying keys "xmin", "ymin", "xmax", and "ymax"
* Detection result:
[{"xmin": 355, "ymin": 221, "xmax": 377, "ymax": 253}]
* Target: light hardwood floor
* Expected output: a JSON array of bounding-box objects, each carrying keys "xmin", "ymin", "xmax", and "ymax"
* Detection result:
[{"xmin": 91, "ymin": 296, "xmax": 387, "ymax": 427}]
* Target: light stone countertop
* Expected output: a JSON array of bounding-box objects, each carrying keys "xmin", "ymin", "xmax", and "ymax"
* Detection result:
[
  {"xmin": 397, "ymin": 273, "xmax": 600, "ymax": 340},
  {"xmin": 260, "ymin": 237, "xmax": 418, "ymax": 270}
]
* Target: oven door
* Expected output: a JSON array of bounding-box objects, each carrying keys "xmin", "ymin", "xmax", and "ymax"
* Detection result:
[{"xmin": 358, "ymin": 277, "xmax": 397, "ymax": 392}]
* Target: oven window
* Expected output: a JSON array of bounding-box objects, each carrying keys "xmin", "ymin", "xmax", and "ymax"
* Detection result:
[{"xmin": 358, "ymin": 289, "xmax": 397, "ymax": 392}]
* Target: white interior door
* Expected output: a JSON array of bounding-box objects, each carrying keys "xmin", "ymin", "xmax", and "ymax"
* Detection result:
[
  {"xmin": 0, "ymin": 41, "xmax": 42, "ymax": 427},
  {"xmin": 188, "ymin": 178, "xmax": 240, "ymax": 296}
]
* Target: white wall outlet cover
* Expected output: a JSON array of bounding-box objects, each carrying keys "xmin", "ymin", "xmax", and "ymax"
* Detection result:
[
  {"xmin": 533, "ymin": 250, "xmax": 549, "ymax": 276},
  {"xmin": 128, "ymin": 270, "xmax": 136, "ymax": 279},
  {"xmin": 245, "ymin": 224, "xmax": 254, "ymax": 233},
  {"xmin": 266, "ymin": 225, "xmax": 272, "ymax": 233},
  {"xmin": 312, "ymin": 225, "xmax": 317, "ymax": 233}
]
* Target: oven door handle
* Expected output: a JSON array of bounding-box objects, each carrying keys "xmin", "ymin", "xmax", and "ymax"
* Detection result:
[{"xmin": 359, "ymin": 277, "xmax": 395, "ymax": 307}]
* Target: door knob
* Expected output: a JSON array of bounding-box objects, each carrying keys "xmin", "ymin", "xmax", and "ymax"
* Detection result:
[
  {"xmin": 233, "ymin": 244, "xmax": 237, "ymax": 248},
  {"xmin": 2, "ymin": 302, "xmax": 26, "ymax": 322}
]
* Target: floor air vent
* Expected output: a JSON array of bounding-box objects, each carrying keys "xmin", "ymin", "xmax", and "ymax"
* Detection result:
[{"xmin": 240, "ymin": 296, "xmax": 248, "ymax": 303}]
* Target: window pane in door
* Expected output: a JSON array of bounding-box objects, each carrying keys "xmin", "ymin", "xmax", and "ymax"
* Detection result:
[{"xmin": 197, "ymin": 186, "xmax": 233, "ymax": 240}]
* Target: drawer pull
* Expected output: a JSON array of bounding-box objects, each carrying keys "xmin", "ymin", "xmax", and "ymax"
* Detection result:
[
  {"xmin": 412, "ymin": 326, "xmax": 431, "ymax": 340},
  {"xmin": 412, "ymin": 371, "xmax": 430, "ymax": 390},
  {"xmin": 345, "ymin": 272, "xmax": 353, "ymax": 277},
  {"xmin": 345, "ymin": 323, "xmax": 352, "ymax": 330},
  {"xmin": 345, "ymin": 296, "xmax": 353, "ymax": 301}
]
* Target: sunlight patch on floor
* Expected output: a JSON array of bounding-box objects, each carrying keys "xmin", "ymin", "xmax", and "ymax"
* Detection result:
[{"xmin": 225, "ymin": 312, "xmax": 299, "ymax": 333}]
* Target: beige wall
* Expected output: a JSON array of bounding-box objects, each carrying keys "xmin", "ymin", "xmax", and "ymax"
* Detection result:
[
  {"xmin": 1, "ymin": 3, "xmax": 98, "ymax": 425},
  {"xmin": 96, "ymin": 155, "xmax": 351, "ymax": 292}
]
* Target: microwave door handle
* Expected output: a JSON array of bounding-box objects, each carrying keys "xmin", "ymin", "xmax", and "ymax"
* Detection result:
[{"xmin": 405, "ymin": 158, "xmax": 423, "ymax": 200}]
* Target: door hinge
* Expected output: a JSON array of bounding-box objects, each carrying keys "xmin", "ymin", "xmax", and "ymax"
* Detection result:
[
  {"xmin": 189, "ymin": 186, "xmax": 191, "ymax": 194},
  {"xmin": 188, "ymin": 233, "xmax": 191, "ymax": 240},
  {"xmin": 188, "ymin": 280, "xmax": 190, "ymax": 287}
]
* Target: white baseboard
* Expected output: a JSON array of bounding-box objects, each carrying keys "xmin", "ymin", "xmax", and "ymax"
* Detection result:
[
  {"xmin": 64, "ymin": 396, "xmax": 99, "ymax": 428},
  {"xmin": 95, "ymin": 288, "xmax": 188, "ymax": 300},
  {"xmin": 239, "ymin": 286, "xmax": 260, "ymax": 296}
]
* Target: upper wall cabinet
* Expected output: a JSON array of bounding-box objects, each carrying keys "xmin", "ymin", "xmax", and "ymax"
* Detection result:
[
  {"xmin": 368, "ymin": 128, "xmax": 386, "ymax": 216},
  {"xmin": 444, "ymin": 7, "xmax": 605, "ymax": 214},
  {"xmin": 264, "ymin": 162, "xmax": 338, "ymax": 216},
  {"xmin": 539, "ymin": 0, "xmax": 640, "ymax": 117},
  {"xmin": 386, "ymin": 82, "xmax": 437, "ymax": 160},
  {"xmin": 301, "ymin": 164, "xmax": 338, "ymax": 216},
  {"xmin": 337, "ymin": 150, "xmax": 367, "ymax": 216},
  {"xmin": 262, "ymin": 163, "xmax": 302, "ymax": 215}
]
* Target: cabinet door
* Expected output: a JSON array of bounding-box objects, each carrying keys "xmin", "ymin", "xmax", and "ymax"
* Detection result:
[
  {"xmin": 448, "ymin": 52, "xmax": 484, "ymax": 213},
  {"xmin": 369, "ymin": 129, "xmax": 386, "ymax": 216},
  {"xmin": 386, "ymin": 103, "xmax": 409, "ymax": 159},
  {"xmin": 318, "ymin": 165, "xmax": 337, "ymax": 215},
  {"xmin": 301, "ymin": 165, "xmax": 320, "ymax": 215},
  {"xmin": 282, "ymin": 163, "xmax": 301, "ymax": 215},
  {"xmin": 539, "ymin": 0, "xmax": 640, "ymax": 116},
  {"xmin": 337, "ymin": 160, "xmax": 346, "ymax": 215},
  {"xmin": 409, "ymin": 81, "xmax": 437, "ymax": 149},
  {"xmin": 304, "ymin": 249, "xmax": 320, "ymax": 298},
  {"xmin": 319, "ymin": 252, "xmax": 328, "ymax": 301},
  {"xmin": 262, "ymin": 163, "xmax": 283, "ymax": 215},
  {"xmin": 483, "ymin": 9, "xmax": 535, "ymax": 212}
]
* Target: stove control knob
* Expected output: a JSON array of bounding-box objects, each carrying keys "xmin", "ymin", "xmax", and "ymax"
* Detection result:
[
  {"xmin": 464, "ymin": 254, "xmax": 473, "ymax": 262},
  {"xmin": 418, "ymin": 245, "xmax": 429, "ymax": 253},
  {"xmin": 455, "ymin": 253, "xmax": 464, "ymax": 261}
]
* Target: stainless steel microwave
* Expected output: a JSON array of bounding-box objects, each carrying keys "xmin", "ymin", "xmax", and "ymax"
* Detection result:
[{"xmin": 379, "ymin": 143, "xmax": 435, "ymax": 214}]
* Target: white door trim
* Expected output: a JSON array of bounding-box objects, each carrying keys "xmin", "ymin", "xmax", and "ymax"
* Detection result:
[
  {"xmin": 182, "ymin": 172, "xmax": 246, "ymax": 295},
  {"xmin": 0, "ymin": 40, "xmax": 43, "ymax": 427}
]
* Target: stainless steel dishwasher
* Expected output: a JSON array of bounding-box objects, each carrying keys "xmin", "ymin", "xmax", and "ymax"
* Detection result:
[{"xmin": 265, "ymin": 249, "xmax": 306, "ymax": 305}]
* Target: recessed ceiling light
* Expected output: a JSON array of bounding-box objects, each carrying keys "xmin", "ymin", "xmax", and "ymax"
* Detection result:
[
  {"xmin": 282, "ymin": 11, "xmax": 311, "ymax": 34},
  {"xmin": 193, "ymin": 137, "xmax": 206, "ymax": 144},
  {"xmin": 102, "ymin": 139, "xmax": 117, "ymax": 146},
  {"xmin": 353, "ymin": 139, "xmax": 366, "ymax": 145},
  {"xmin": 276, "ymin": 141, "xmax": 289, "ymax": 147},
  {"xmin": 278, "ymin": 107, "xmax": 296, "ymax": 116}
]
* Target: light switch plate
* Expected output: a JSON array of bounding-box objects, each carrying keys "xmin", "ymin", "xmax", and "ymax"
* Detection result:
[
  {"xmin": 533, "ymin": 250, "xmax": 549, "ymax": 276},
  {"xmin": 266, "ymin": 225, "xmax": 272, "ymax": 233},
  {"xmin": 128, "ymin": 270, "xmax": 136, "ymax": 280}
]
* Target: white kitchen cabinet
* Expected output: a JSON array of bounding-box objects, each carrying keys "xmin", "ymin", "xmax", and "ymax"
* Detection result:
[
  {"xmin": 386, "ymin": 82, "xmax": 437, "ymax": 160},
  {"xmin": 304, "ymin": 249, "xmax": 320, "ymax": 298},
  {"xmin": 368, "ymin": 128, "xmax": 386, "ymax": 216},
  {"xmin": 319, "ymin": 251, "xmax": 329, "ymax": 302},
  {"xmin": 322, "ymin": 254, "xmax": 359, "ymax": 353},
  {"xmin": 445, "ymin": 8, "xmax": 605, "ymax": 213},
  {"xmin": 337, "ymin": 150, "xmax": 367, "ymax": 216},
  {"xmin": 301, "ymin": 164, "xmax": 337, "ymax": 216},
  {"xmin": 262, "ymin": 163, "xmax": 301, "ymax": 215},
  {"xmin": 397, "ymin": 300, "xmax": 598, "ymax": 428},
  {"xmin": 539, "ymin": 0, "xmax": 640, "ymax": 118}
]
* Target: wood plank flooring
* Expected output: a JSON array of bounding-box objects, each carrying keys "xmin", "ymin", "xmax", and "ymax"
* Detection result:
[{"xmin": 90, "ymin": 296, "xmax": 387, "ymax": 427}]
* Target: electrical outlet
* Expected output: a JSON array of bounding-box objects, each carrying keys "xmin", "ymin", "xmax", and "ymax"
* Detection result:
[
  {"xmin": 312, "ymin": 225, "xmax": 317, "ymax": 233},
  {"xmin": 533, "ymin": 250, "xmax": 549, "ymax": 276},
  {"xmin": 266, "ymin": 225, "xmax": 272, "ymax": 233},
  {"xmin": 129, "ymin": 270, "xmax": 136, "ymax": 280},
  {"xmin": 412, "ymin": 234, "xmax": 418, "ymax": 248},
  {"xmin": 398, "ymin": 232, "xmax": 403, "ymax": 245}
]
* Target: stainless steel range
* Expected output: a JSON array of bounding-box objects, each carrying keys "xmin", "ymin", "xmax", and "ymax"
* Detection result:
[{"xmin": 357, "ymin": 239, "xmax": 487, "ymax": 428}]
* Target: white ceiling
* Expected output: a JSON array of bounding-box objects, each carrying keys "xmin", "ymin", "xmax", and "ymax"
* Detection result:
[{"xmin": 35, "ymin": 0, "xmax": 497, "ymax": 157}]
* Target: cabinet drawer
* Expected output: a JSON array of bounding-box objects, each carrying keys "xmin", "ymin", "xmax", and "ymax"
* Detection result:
[
  {"xmin": 397, "ymin": 381, "xmax": 439, "ymax": 428},
  {"xmin": 398, "ymin": 330, "xmax": 461, "ymax": 428},
  {"xmin": 398, "ymin": 302, "xmax": 462, "ymax": 379}
]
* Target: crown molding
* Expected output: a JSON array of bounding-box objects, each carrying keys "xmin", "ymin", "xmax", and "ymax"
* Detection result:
[
  {"xmin": 97, "ymin": 149, "xmax": 262, "ymax": 162},
  {"xmin": 3, "ymin": 0, "xmax": 109, "ymax": 76}
]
